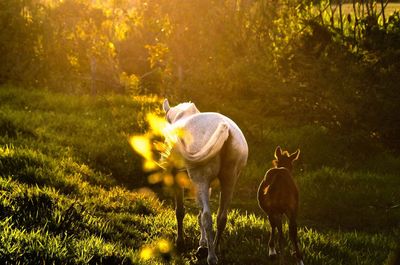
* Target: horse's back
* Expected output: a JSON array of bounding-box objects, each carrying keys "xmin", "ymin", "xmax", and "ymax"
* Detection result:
[{"xmin": 258, "ymin": 168, "xmax": 298, "ymax": 215}]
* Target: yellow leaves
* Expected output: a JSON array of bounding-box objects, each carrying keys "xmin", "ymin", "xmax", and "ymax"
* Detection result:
[
  {"xmin": 175, "ymin": 171, "xmax": 191, "ymax": 188},
  {"xmin": 146, "ymin": 113, "xmax": 168, "ymax": 136},
  {"xmin": 21, "ymin": 7, "xmax": 33, "ymax": 24},
  {"xmin": 163, "ymin": 174, "xmax": 174, "ymax": 186},
  {"xmin": 146, "ymin": 170, "xmax": 192, "ymax": 191},
  {"xmin": 67, "ymin": 54, "xmax": 79, "ymax": 68},
  {"xmin": 108, "ymin": 42, "xmax": 115, "ymax": 51},
  {"xmin": 145, "ymin": 43, "xmax": 169, "ymax": 68},
  {"xmin": 147, "ymin": 172, "xmax": 163, "ymax": 184},
  {"xmin": 160, "ymin": 15, "xmax": 173, "ymax": 37},
  {"xmin": 130, "ymin": 111, "xmax": 193, "ymax": 192},
  {"xmin": 108, "ymin": 41, "xmax": 116, "ymax": 57},
  {"xmin": 119, "ymin": 72, "xmax": 139, "ymax": 93},
  {"xmin": 129, "ymin": 136, "xmax": 152, "ymax": 161},
  {"xmin": 129, "ymin": 135, "xmax": 159, "ymax": 171},
  {"xmin": 129, "ymin": 112, "xmax": 170, "ymax": 171},
  {"xmin": 114, "ymin": 22, "xmax": 130, "ymax": 41}
]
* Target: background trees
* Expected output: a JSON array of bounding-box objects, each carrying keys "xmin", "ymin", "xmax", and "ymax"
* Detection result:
[{"xmin": 1, "ymin": 0, "xmax": 399, "ymax": 151}]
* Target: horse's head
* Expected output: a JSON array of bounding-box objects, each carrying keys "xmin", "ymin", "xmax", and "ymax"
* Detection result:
[
  {"xmin": 272, "ymin": 146, "xmax": 300, "ymax": 171},
  {"xmin": 163, "ymin": 99, "xmax": 200, "ymax": 124}
]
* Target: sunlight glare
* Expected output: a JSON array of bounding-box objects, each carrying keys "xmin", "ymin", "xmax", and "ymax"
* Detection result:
[
  {"xmin": 139, "ymin": 246, "xmax": 154, "ymax": 260},
  {"xmin": 157, "ymin": 238, "xmax": 172, "ymax": 254},
  {"xmin": 129, "ymin": 135, "xmax": 152, "ymax": 161},
  {"xmin": 146, "ymin": 113, "xmax": 168, "ymax": 136}
]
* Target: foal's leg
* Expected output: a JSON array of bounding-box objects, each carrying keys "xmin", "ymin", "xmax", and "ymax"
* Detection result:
[
  {"xmin": 174, "ymin": 185, "xmax": 185, "ymax": 251},
  {"xmin": 268, "ymin": 214, "xmax": 278, "ymax": 258},
  {"xmin": 276, "ymin": 215, "xmax": 284, "ymax": 265},
  {"xmin": 288, "ymin": 213, "xmax": 304, "ymax": 265}
]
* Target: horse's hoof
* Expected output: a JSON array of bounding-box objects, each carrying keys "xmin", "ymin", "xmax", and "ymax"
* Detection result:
[
  {"xmin": 269, "ymin": 247, "xmax": 277, "ymax": 258},
  {"xmin": 195, "ymin": 246, "xmax": 208, "ymax": 259}
]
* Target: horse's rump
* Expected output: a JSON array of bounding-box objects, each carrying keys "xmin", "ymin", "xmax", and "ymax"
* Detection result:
[
  {"xmin": 258, "ymin": 168, "xmax": 298, "ymax": 214},
  {"xmin": 176, "ymin": 121, "xmax": 230, "ymax": 164}
]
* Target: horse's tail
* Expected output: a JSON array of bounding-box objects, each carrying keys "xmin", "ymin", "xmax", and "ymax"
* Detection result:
[{"xmin": 177, "ymin": 122, "xmax": 229, "ymax": 163}]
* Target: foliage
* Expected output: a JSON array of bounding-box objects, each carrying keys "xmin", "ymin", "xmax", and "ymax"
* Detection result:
[
  {"xmin": 1, "ymin": 0, "xmax": 399, "ymax": 150},
  {"xmin": 1, "ymin": 0, "xmax": 400, "ymax": 262}
]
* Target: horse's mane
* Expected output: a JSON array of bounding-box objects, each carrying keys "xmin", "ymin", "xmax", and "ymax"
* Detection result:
[
  {"xmin": 167, "ymin": 102, "xmax": 200, "ymax": 124},
  {"xmin": 174, "ymin": 102, "xmax": 195, "ymax": 111}
]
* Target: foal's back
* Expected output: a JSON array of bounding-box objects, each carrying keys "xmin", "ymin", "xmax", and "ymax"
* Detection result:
[{"xmin": 258, "ymin": 167, "xmax": 299, "ymax": 216}]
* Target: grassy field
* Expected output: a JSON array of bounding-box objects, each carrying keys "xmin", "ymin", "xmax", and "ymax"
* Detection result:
[
  {"xmin": 0, "ymin": 86, "xmax": 399, "ymax": 264},
  {"xmin": 341, "ymin": 3, "xmax": 400, "ymax": 15}
]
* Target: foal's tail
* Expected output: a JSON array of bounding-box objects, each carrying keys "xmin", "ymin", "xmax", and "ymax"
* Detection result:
[{"xmin": 177, "ymin": 122, "xmax": 229, "ymax": 163}]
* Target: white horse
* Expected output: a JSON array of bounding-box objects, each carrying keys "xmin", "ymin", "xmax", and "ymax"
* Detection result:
[{"xmin": 162, "ymin": 99, "xmax": 248, "ymax": 265}]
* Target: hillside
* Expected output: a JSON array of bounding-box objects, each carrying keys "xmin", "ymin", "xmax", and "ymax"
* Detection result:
[{"xmin": 0, "ymin": 87, "xmax": 399, "ymax": 265}]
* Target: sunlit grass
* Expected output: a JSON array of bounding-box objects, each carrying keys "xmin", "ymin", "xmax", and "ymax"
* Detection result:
[
  {"xmin": 0, "ymin": 87, "xmax": 399, "ymax": 264},
  {"xmin": 340, "ymin": 3, "xmax": 400, "ymax": 15}
]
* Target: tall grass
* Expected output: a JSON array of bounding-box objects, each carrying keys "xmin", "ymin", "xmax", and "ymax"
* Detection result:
[{"xmin": 0, "ymin": 86, "xmax": 399, "ymax": 264}]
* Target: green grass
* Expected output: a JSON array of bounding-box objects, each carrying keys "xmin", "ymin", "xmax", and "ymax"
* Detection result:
[{"xmin": 0, "ymin": 86, "xmax": 399, "ymax": 264}]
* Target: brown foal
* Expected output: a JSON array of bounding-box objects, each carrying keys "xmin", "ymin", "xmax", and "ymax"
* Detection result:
[{"xmin": 257, "ymin": 146, "xmax": 304, "ymax": 265}]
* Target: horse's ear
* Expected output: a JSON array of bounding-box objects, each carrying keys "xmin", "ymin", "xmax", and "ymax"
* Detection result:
[
  {"xmin": 274, "ymin": 146, "xmax": 282, "ymax": 159},
  {"xmin": 290, "ymin": 149, "xmax": 300, "ymax": 161},
  {"xmin": 163, "ymin": 99, "xmax": 170, "ymax": 113}
]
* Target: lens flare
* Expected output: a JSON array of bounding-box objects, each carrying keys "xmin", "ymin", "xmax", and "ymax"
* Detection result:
[
  {"xmin": 146, "ymin": 113, "xmax": 168, "ymax": 136},
  {"xmin": 176, "ymin": 171, "xmax": 190, "ymax": 188},
  {"xmin": 140, "ymin": 246, "xmax": 154, "ymax": 260},
  {"xmin": 157, "ymin": 238, "xmax": 172, "ymax": 253},
  {"xmin": 129, "ymin": 135, "xmax": 152, "ymax": 161}
]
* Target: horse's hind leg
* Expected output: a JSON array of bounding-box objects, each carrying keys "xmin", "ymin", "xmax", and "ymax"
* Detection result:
[
  {"xmin": 196, "ymin": 209, "xmax": 208, "ymax": 259},
  {"xmin": 195, "ymin": 182, "xmax": 218, "ymax": 265},
  {"xmin": 214, "ymin": 175, "xmax": 236, "ymax": 250},
  {"xmin": 174, "ymin": 186, "xmax": 185, "ymax": 251}
]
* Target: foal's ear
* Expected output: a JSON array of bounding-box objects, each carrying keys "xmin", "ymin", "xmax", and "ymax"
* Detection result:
[
  {"xmin": 274, "ymin": 146, "xmax": 282, "ymax": 159},
  {"xmin": 290, "ymin": 149, "xmax": 300, "ymax": 161},
  {"xmin": 163, "ymin": 99, "xmax": 170, "ymax": 113}
]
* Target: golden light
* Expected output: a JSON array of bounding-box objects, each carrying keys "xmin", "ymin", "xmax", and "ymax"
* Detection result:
[
  {"xmin": 129, "ymin": 112, "xmax": 190, "ymax": 186},
  {"xmin": 129, "ymin": 134, "xmax": 159, "ymax": 171},
  {"xmin": 146, "ymin": 113, "xmax": 168, "ymax": 136},
  {"xmin": 148, "ymin": 172, "xmax": 163, "ymax": 184},
  {"xmin": 157, "ymin": 239, "xmax": 172, "ymax": 254},
  {"xmin": 176, "ymin": 171, "xmax": 191, "ymax": 188},
  {"xmin": 163, "ymin": 174, "xmax": 174, "ymax": 186},
  {"xmin": 129, "ymin": 135, "xmax": 152, "ymax": 161},
  {"xmin": 139, "ymin": 246, "xmax": 154, "ymax": 260},
  {"xmin": 143, "ymin": 159, "xmax": 158, "ymax": 171}
]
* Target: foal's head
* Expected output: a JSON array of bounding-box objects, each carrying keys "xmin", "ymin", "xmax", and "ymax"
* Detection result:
[{"xmin": 272, "ymin": 146, "xmax": 300, "ymax": 172}]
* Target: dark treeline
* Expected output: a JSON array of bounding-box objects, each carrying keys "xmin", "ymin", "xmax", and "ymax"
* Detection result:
[{"xmin": 1, "ymin": 0, "xmax": 400, "ymax": 151}]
